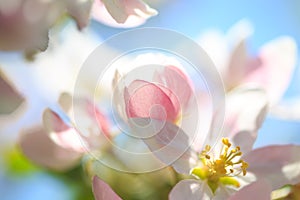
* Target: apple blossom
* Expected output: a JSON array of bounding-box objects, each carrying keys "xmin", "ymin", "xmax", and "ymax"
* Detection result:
[
  {"xmin": 198, "ymin": 20, "xmax": 297, "ymax": 105},
  {"xmin": 127, "ymin": 86, "xmax": 268, "ymax": 198},
  {"xmin": 131, "ymin": 85, "xmax": 300, "ymax": 199}
]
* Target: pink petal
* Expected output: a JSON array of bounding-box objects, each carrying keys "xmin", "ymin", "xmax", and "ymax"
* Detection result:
[
  {"xmin": 58, "ymin": 93, "xmax": 111, "ymax": 138},
  {"xmin": 85, "ymin": 99, "xmax": 111, "ymax": 138},
  {"xmin": 228, "ymin": 179, "xmax": 272, "ymax": 200},
  {"xmin": 242, "ymin": 37, "xmax": 297, "ymax": 105},
  {"xmin": 71, "ymin": 97, "xmax": 112, "ymax": 150},
  {"xmin": 43, "ymin": 109, "xmax": 86, "ymax": 153},
  {"xmin": 125, "ymin": 80, "xmax": 178, "ymax": 122},
  {"xmin": 154, "ymin": 65, "xmax": 194, "ymax": 113},
  {"xmin": 92, "ymin": 176, "xmax": 122, "ymax": 200},
  {"xmin": 0, "ymin": 70, "xmax": 25, "ymax": 114},
  {"xmin": 169, "ymin": 180, "xmax": 212, "ymax": 200},
  {"xmin": 19, "ymin": 125, "xmax": 81, "ymax": 171},
  {"xmin": 244, "ymin": 145, "xmax": 300, "ymax": 190}
]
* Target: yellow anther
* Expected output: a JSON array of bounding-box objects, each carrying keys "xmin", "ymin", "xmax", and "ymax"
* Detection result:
[
  {"xmin": 192, "ymin": 138, "xmax": 249, "ymax": 193},
  {"xmin": 241, "ymin": 161, "xmax": 248, "ymax": 169},
  {"xmin": 231, "ymin": 149, "xmax": 237, "ymax": 153},
  {"xmin": 205, "ymin": 145, "xmax": 211, "ymax": 151},
  {"xmin": 222, "ymin": 138, "xmax": 231, "ymax": 147},
  {"xmin": 236, "ymin": 152, "xmax": 242, "ymax": 156}
]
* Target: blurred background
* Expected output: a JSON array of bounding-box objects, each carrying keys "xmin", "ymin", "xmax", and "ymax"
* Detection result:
[{"xmin": 1, "ymin": 0, "xmax": 300, "ymax": 199}]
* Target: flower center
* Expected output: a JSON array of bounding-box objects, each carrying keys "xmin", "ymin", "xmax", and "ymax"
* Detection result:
[{"xmin": 191, "ymin": 138, "xmax": 248, "ymax": 193}]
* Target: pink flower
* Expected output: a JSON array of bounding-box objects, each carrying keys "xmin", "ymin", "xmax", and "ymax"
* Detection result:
[
  {"xmin": 92, "ymin": 0, "xmax": 157, "ymax": 28},
  {"xmin": 123, "ymin": 65, "xmax": 193, "ymax": 123},
  {"xmin": 199, "ymin": 20, "xmax": 297, "ymax": 105}
]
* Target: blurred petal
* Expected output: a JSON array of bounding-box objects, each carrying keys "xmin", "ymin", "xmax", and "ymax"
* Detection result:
[
  {"xmin": 43, "ymin": 108, "xmax": 86, "ymax": 153},
  {"xmin": 66, "ymin": 0, "xmax": 93, "ymax": 30},
  {"xmin": 197, "ymin": 30, "xmax": 229, "ymax": 73},
  {"xmin": 58, "ymin": 92, "xmax": 72, "ymax": 113},
  {"xmin": 93, "ymin": 0, "xmax": 157, "ymax": 27},
  {"xmin": 19, "ymin": 125, "xmax": 81, "ymax": 171},
  {"xmin": 169, "ymin": 180, "xmax": 213, "ymax": 200},
  {"xmin": 224, "ymin": 38, "xmax": 248, "ymax": 90},
  {"xmin": 213, "ymin": 186, "xmax": 237, "ymax": 200},
  {"xmin": 222, "ymin": 20, "xmax": 253, "ymax": 90},
  {"xmin": 0, "ymin": 69, "xmax": 27, "ymax": 140},
  {"xmin": 198, "ymin": 19, "xmax": 253, "ymax": 85},
  {"xmin": 92, "ymin": 176, "xmax": 122, "ymax": 200},
  {"xmin": 72, "ymin": 97, "xmax": 112, "ymax": 150},
  {"xmin": 92, "ymin": 0, "xmax": 144, "ymax": 28},
  {"xmin": 243, "ymin": 37, "xmax": 297, "ymax": 105},
  {"xmin": 135, "ymin": 119, "xmax": 197, "ymax": 174},
  {"xmin": 270, "ymin": 97, "xmax": 300, "ymax": 121},
  {"xmin": 228, "ymin": 179, "xmax": 272, "ymax": 200},
  {"xmin": 244, "ymin": 145, "xmax": 300, "ymax": 190},
  {"xmin": 0, "ymin": 0, "xmax": 54, "ymax": 51},
  {"xmin": 112, "ymin": 70, "xmax": 128, "ymax": 121},
  {"xmin": 0, "ymin": 0, "xmax": 93, "ymax": 51},
  {"xmin": 0, "ymin": 70, "xmax": 24, "ymax": 114},
  {"xmin": 221, "ymin": 86, "xmax": 268, "ymax": 153},
  {"xmin": 112, "ymin": 134, "xmax": 165, "ymax": 172},
  {"xmin": 125, "ymin": 80, "xmax": 178, "ymax": 122}
]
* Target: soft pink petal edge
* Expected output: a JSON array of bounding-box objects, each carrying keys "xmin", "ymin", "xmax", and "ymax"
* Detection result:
[
  {"xmin": 92, "ymin": 176, "xmax": 122, "ymax": 200},
  {"xmin": 244, "ymin": 144, "xmax": 300, "ymax": 190}
]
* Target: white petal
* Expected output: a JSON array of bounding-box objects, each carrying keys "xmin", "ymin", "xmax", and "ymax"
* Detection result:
[
  {"xmin": 131, "ymin": 118, "xmax": 197, "ymax": 174},
  {"xmin": 244, "ymin": 145, "xmax": 300, "ymax": 190},
  {"xmin": 243, "ymin": 37, "xmax": 297, "ymax": 105},
  {"xmin": 222, "ymin": 86, "xmax": 268, "ymax": 153},
  {"xmin": 270, "ymin": 97, "xmax": 300, "ymax": 121},
  {"xmin": 169, "ymin": 180, "xmax": 212, "ymax": 200}
]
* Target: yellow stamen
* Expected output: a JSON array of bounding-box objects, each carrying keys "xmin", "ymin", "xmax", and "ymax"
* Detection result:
[{"xmin": 191, "ymin": 138, "xmax": 249, "ymax": 193}]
